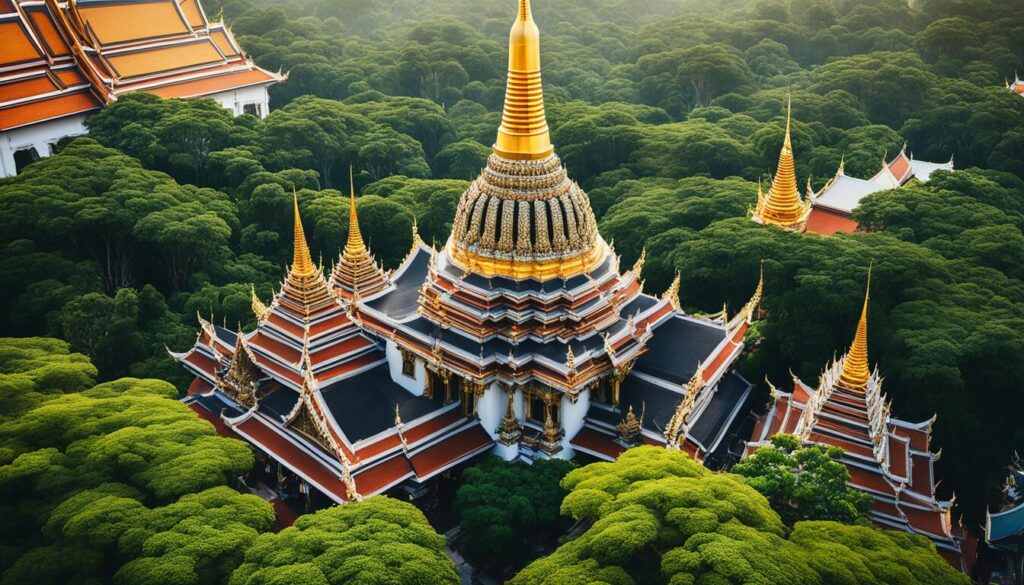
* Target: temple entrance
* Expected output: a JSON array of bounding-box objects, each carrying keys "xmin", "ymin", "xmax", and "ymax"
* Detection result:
[
  {"xmin": 13, "ymin": 147, "xmax": 39, "ymax": 173},
  {"xmin": 427, "ymin": 370, "xmax": 456, "ymax": 404}
]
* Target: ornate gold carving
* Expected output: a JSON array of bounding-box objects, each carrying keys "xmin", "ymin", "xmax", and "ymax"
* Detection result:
[{"xmin": 616, "ymin": 404, "xmax": 641, "ymax": 446}]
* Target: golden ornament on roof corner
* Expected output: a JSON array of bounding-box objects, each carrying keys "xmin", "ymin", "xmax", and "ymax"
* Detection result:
[
  {"xmin": 753, "ymin": 97, "xmax": 810, "ymax": 230},
  {"xmin": 839, "ymin": 264, "xmax": 872, "ymax": 392}
]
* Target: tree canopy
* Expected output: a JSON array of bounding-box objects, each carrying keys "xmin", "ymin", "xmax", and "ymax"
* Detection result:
[{"xmin": 510, "ymin": 446, "xmax": 969, "ymax": 585}]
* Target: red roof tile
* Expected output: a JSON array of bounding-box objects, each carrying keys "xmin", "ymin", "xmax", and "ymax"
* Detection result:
[
  {"xmin": 570, "ymin": 426, "xmax": 625, "ymax": 460},
  {"xmin": 805, "ymin": 207, "xmax": 858, "ymax": 235},
  {"xmin": 410, "ymin": 424, "xmax": 492, "ymax": 479}
]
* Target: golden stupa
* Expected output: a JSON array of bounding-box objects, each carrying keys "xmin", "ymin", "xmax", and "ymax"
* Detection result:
[{"xmin": 447, "ymin": 0, "xmax": 604, "ymax": 280}]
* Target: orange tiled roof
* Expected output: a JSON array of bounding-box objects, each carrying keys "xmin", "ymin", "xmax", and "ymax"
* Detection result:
[
  {"xmin": 177, "ymin": 0, "xmax": 206, "ymax": 30},
  {"xmin": 0, "ymin": 21, "xmax": 43, "ymax": 66},
  {"xmin": 0, "ymin": 90, "xmax": 100, "ymax": 130},
  {"xmin": 77, "ymin": 0, "xmax": 190, "ymax": 46},
  {"xmin": 0, "ymin": 73, "xmax": 59, "ymax": 102},
  {"xmin": 25, "ymin": 8, "xmax": 71, "ymax": 56},
  {"xmin": 804, "ymin": 207, "xmax": 858, "ymax": 235},
  {"xmin": 2, "ymin": 0, "xmax": 281, "ymax": 134},
  {"xmin": 209, "ymin": 28, "xmax": 240, "ymax": 58},
  {"xmin": 106, "ymin": 39, "xmax": 223, "ymax": 79}
]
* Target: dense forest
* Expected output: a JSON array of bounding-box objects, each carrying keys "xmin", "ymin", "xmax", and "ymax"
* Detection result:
[{"xmin": 1, "ymin": 0, "xmax": 1023, "ymax": 575}]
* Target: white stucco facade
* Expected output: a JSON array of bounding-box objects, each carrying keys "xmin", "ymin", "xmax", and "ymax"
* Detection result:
[{"xmin": 0, "ymin": 114, "xmax": 88, "ymax": 178}]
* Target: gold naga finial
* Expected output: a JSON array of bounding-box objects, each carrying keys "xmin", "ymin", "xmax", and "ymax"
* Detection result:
[
  {"xmin": 839, "ymin": 262, "xmax": 873, "ymax": 392},
  {"xmin": 251, "ymin": 284, "xmax": 268, "ymax": 321},
  {"xmin": 838, "ymin": 154, "xmax": 846, "ymax": 175},
  {"xmin": 493, "ymin": 0, "xmax": 553, "ymax": 160},
  {"xmin": 632, "ymin": 247, "xmax": 646, "ymax": 277},
  {"xmin": 345, "ymin": 166, "xmax": 367, "ymax": 256},
  {"xmin": 663, "ymin": 271, "xmax": 681, "ymax": 312},
  {"xmin": 292, "ymin": 187, "xmax": 316, "ymax": 277}
]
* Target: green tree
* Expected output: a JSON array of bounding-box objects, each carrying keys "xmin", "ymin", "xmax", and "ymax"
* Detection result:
[
  {"xmin": 510, "ymin": 446, "xmax": 968, "ymax": 585},
  {"xmin": 455, "ymin": 457, "xmax": 573, "ymax": 570},
  {"xmin": 230, "ymin": 496, "xmax": 459, "ymax": 585},
  {"xmin": 733, "ymin": 434, "xmax": 872, "ymax": 525}
]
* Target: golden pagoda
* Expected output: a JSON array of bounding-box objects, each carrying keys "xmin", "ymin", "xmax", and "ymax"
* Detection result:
[
  {"xmin": 330, "ymin": 170, "xmax": 389, "ymax": 299},
  {"xmin": 753, "ymin": 98, "xmax": 810, "ymax": 230},
  {"xmin": 448, "ymin": 0, "xmax": 604, "ymax": 280},
  {"xmin": 838, "ymin": 266, "xmax": 871, "ymax": 391}
]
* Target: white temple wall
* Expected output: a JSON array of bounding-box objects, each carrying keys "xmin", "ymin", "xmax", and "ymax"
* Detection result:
[
  {"xmin": 476, "ymin": 382, "xmax": 504, "ymax": 438},
  {"xmin": 205, "ymin": 84, "xmax": 272, "ymax": 119},
  {"xmin": 0, "ymin": 114, "xmax": 88, "ymax": 177},
  {"xmin": 385, "ymin": 340, "xmax": 426, "ymax": 396},
  {"xmin": 559, "ymin": 389, "xmax": 590, "ymax": 458}
]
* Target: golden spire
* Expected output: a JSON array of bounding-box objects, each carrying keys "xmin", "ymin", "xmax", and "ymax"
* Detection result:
[
  {"xmin": 754, "ymin": 97, "xmax": 808, "ymax": 230},
  {"xmin": 292, "ymin": 188, "xmax": 315, "ymax": 277},
  {"xmin": 345, "ymin": 166, "xmax": 367, "ymax": 256},
  {"xmin": 839, "ymin": 264, "xmax": 872, "ymax": 392},
  {"xmin": 493, "ymin": 0, "xmax": 553, "ymax": 160}
]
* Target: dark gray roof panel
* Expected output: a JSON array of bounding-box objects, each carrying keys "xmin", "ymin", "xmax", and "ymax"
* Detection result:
[
  {"xmin": 258, "ymin": 386, "xmax": 300, "ymax": 420},
  {"xmin": 688, "ymin": 372, "xmax": 751, "ymax": 448},
  {"xmin": 318, "ymin": 363, "xmax": 443, "ymax": 443},
  {"xmin": 634, "ymin": 316, "xmax": 726, "ymax": 385},
  {"xmin": 366, "ymin": 247, "xmax": 431, "ymax": 320}
]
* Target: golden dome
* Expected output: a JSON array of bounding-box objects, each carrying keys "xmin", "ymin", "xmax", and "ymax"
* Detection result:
[{"xmin": 447, "ymin": 0, "xmax": 603, "ymax": 280}]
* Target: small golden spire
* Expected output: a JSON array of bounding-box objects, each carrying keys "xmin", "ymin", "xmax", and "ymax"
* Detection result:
[
  {"xmin": 754, "ymin": 96, "xmax": 808, "ymax": 230},
  {"xmin": 839, "ymin": 264, "xmax": 872, "ymax": 391},
  {"xmin": 493, "ymin": 0, "xmax": 553, "ymax": 160},
  {"xmin": 345, "ymin": 166, "xmax": 367, "ymax": 256},
  {"xmin": 292, "ymin": 188, "xmax": 315, "ymax": 277}
]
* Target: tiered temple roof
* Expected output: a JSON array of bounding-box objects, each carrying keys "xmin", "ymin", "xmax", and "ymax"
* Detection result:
[
  {"xmin": 745, "ymin": 271, "xmax": 971, "ymax": 571},
  {"xmin": 329, "ymin": 174, "xmax": 389, "ymax": 300},
  {"xmin": 173, "ymin": 0, "xmax": 757, "ymax": 504},
  {"xmin": 805, "ymin": 145, "xmax": 954, "ymax": 236},
  {"xmin": 752, "ymin": 99, "xmax": 810, "ymax": 231},
  {"xmin": 0, "ymin": 0, "xmax": 281, "ymax": 132}
]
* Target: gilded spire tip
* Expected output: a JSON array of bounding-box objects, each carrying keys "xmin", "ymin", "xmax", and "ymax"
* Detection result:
[{"xmin": 292, "ymin": 187, "xmax": 315, "ymax": 277}]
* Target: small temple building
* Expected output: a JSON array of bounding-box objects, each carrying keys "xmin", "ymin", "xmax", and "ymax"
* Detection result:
[
  {"xmin": 804, "ymin": 145, "xmax": 954, "ymax": 236},
  {"xmin": 986, "ymin": 453, "xmax": 1024, "ymax": 584},
  {"xmin": 751, "ymin": 99, "xmax": 811, "ymax": 231},
  {"xmin": 171, "ymin": 0, "xmax": 760, "ymax": 505},
  {"xmin": 0, "ymin": 0, "xmax": 283, "ymax": 176},
  {"xmin": 745, "ymin": 268, "xmax": 973, "ymax": 572},
  {"xmin": 1009, "ymin": 74, "xmax": 1024, "ymax": 97}
]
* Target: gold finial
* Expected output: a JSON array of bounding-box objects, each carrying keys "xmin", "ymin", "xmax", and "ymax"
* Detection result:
[
  {"xmin": 752, "ymin": 96, "xmax": 807, "ymax": 230},
  {"xmin": 251, "ymin": 284, "xmax": 268, "ymax": 321},
  {"xmin": 632, "ymin": 247, "xmax": 646, "ymax": 277},
  {"xmin": 838, "ymin": 154, "xmax": 846, "ymax": 175},
  {"xmin": 663, "ymin": 271, "xmax": 681, "ymax": 312},
  {"xmin": 292, "ymin": 188, "xmax": 315, "ymax": 277},
  {"xmin": 839, "ymin": 263, "xmax": 872, "ymax": 392},
  {"xmin": 345, "ymin": 166, "xmax": 367, "ymax": 256},
  {"xmin": 493, "ymin": 0, "xmax": 553, "ymax": 160}
]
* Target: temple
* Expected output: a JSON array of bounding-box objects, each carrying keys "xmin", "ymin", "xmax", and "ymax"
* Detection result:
[
  {"xmin": 986, "ymin": 453, "xmax": 1024, "ymax": 585},
  {"xmin": 0, "ymin": 0, "xmax": 283, "ymax": 176},
  {"xmin": 751, "ymin": 99, "xmax": 811, "ymax": 231},
  {"xmin": 1009, "ymin": 74, "xmax": 1024, "ymax": 97},
  {"xmin": 172, "ymin": 0, "xmax": 759, "ymax": 506},
  {"xmin": 745, "ymin": 268, "xmax": 973, "ymax": 571},
  {"xmin": 804, "ymin": 144, "xmax": 954, "ymax": 236}
]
